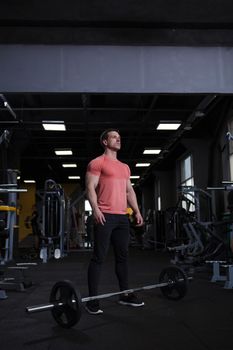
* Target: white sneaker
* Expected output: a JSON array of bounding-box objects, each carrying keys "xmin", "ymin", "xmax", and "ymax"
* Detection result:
[{"xmin": 85, "ymin": 304, "xmax": 103, "ymax": 315}]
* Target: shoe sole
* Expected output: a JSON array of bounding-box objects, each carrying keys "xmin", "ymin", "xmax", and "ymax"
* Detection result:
[
  {"xmin": 118, "ymin": 301, "xmax": 145, "ymax": 307},
  {"xmin": 85, "ymin": 306, "xmax": 103, "ymax": 315}
]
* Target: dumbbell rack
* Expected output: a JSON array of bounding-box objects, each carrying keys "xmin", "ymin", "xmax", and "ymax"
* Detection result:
[{"xmin": 0, "ymin": 263, "xmax": 37, "ymax": 299}]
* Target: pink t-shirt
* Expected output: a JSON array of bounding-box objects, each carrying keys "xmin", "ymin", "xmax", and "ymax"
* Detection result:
[{"xmin": 86, "ymin": 155, "xmax": 130, "ymax": 214}]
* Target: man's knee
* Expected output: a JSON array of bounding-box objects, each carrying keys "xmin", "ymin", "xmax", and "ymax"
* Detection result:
[{"xmin": 115, "ymin": 250, "xmax": 129, "ymax": 263}]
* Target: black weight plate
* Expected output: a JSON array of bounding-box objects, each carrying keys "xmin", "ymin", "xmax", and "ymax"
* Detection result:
[
  {"xmin": 49, "ymin": 280, "xmax": 82, "ymax": 328},
  {"xmin": 159, "ymin": 266, "xmax": 188, "ymax": 300}
]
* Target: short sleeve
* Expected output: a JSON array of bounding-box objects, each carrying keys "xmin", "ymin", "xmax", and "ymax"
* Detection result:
[
  {"xmin": 125, "ymin": 164, "xmax": 131, "ymax": 178},
  {"xmin": 86, "ymin": 157, "xmax": 103, "ymax": 176}
]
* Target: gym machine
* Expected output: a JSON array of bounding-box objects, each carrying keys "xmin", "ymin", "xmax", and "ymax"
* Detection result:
[
  {"xmin": 166, "ymin": 187, "xmax": 205, "ymax": 257},
  {"xmin": 66, "ymin": 189, "xmax": 87, "ymax": 250},
  {"xmin": 0, "ymin": 171, "xmax": 27, "ymax": 264},
  {"xmin": 0, "ymin": 172, "xmax": 29, "ymax": 298},
  {"xmin": 203, "ymin": 134, "xmax": 233, "ymax": 287},
  {"xmin": 166, "ymin": 186, "xmax": 225, "ymax": 267},
  {"xmin": 206, "ymin": 183, "xmax": 233, "ymax": 258},
  {"xmin": 204, "ymin": 183, "xmax": 233, "ymax": 288},
  {"xmin": 39, "ymin": 179, "xmax": 66, "ymax": 263}
]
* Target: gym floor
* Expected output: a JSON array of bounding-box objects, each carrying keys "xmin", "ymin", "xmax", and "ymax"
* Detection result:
[{"xmin": 0, "ymin": 248, "xmax": 233, "ymax": 350}]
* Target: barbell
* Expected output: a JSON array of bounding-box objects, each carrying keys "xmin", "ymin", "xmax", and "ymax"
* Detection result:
[{"xmin": 25, "ymin": 266, "xmax": 191, "ymax": 329}]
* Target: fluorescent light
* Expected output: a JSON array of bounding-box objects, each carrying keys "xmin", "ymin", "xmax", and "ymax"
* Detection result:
[
  {"xmin": 143, "ymin": 149, "xmax": 161, "ymax": 155},
  {"xmin": 135, "ymin": 163, "xmax": 150, "ymax": 167},
  {"xmin": 55, "ymin": 149, "xmax": 73, "ymax": 155},
  {"xmin": 130, "ymin": 176, "xmax": 140, "ymax": 179},
  {"xmin": 42, "ymin": 121, "xmax": 66, "ymax": 131},
  {"xmin": 157, "ymin": 123, "xmax": 181, "ymax": 130},
  {"xmin": 68, "ymin": 176, "xmax": 80, "ymax": 179},
  {"xmin": 62, "ymin": 164, "xmax": 77, "ymax": 168},
  {"xmin": 24, "ymin": 180, "xmax": 36, "ymax": 183}
]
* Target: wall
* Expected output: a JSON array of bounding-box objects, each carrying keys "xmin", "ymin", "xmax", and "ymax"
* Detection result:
[{"xmin": 1, "ymin": 46, "xmax": 233, "ymax": 94}]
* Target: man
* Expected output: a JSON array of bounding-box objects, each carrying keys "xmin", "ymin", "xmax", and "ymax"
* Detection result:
[{"xmin": 85, "ymin": 129, "xmax": 144, "ymax": 315}]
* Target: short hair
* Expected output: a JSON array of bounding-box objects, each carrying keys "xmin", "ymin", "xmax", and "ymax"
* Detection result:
[{"xmin": 99, "ymin": 129, "xmax": 120, "ymax": 147}]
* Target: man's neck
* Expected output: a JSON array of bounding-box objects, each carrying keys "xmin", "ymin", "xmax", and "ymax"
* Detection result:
[{"xmin": 104, "ymin": 149, "xmax": 118, "ymax": 160}]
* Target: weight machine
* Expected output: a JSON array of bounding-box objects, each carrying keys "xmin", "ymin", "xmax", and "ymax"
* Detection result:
[
  {"xmin": 166, "ymin": 186, "xmax": 220, "ymax": 266},
  {"xmin": 142, "ymin": 209, "xmax": 157, "ymax": 250},
  {"xmin": 205, "ymin": 133, "xmax": 233, "ymax": 287},
  {"xmin": 38, "ymin": 179, "xmax": 67, "ymax": 263},
  {"xmin": 0, "ymin": 170, "xmax": 27, "ymax": 264},
  {"xmin": 206, "ymin": 183, "xmax": 233, "ymax": 261},
  {"xmin": 66, "ymin": 189, "xmax": 87, "ymax": 250},
  {"xmin": 0, "ymin": 171, "xmax": 28, "ymax": 299}
]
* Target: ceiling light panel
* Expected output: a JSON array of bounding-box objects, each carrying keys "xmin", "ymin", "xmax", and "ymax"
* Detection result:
[
  {"xmin": 135, "ymin": 163, "xmax": 150, "ymax": 167},
  {"xmin": 55, "ymin": 149, "xmax": 73, "ymax": 155},
  {"xmin": 143, "ymin": 149, "xmax": 161, "ymax": 154},
  {"xmin": 157, "ymin": 123, "xmax": 181, "ymax": 130},
  {"xmin": 42, "ymin": 121, "xmax": 66, "ymax": 131},
  {"xmin": 62, "ymin": 164, "xmax": 77, "ymax": 168}
]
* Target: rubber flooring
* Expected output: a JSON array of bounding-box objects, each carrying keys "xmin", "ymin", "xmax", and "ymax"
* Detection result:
[{"xmin": 0, "ymin": 248, "xmax": 233, "ymax": 350}]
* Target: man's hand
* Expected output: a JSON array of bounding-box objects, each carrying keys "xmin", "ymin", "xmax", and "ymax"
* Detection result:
[
  {"xmin": 134, "ymin": 212, "xmax": 144, "ymax": 227},
  {"xmin": 93, "ymin": 207, "xmax": 106, "ymax": 225}
]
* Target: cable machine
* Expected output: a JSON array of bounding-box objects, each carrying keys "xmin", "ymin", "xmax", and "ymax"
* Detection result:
[{"xmin": 39, "ymin": 179, "xmax": 66, "ymax": 263}]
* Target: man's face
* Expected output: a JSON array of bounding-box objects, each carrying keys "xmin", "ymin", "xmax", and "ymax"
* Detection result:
[{"xmin": 105, "ymin": 131, "xmax": 121, "ymax": 151}]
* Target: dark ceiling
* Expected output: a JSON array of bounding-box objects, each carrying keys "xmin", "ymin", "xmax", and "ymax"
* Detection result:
[
  {"xmin": 0, "ymin": 1, "xmax": 233, "ymax": 189},
  {"xmin": 1, "ymin": 0, "xmax": 233, "ymax": 45},
  {"xmin": 0, "ymin": 92, "xmax": 231, "ymax": 188}
]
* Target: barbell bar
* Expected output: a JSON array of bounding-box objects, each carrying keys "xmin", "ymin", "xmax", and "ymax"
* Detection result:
[{"xmin": 25, "ymin": 266, "xmax": 192, "ymax": 328}]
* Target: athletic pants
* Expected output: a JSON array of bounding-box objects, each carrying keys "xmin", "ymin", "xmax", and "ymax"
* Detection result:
[{"xmin": 87, "ymin": 213, "xmax": 130, "ymax": 297}]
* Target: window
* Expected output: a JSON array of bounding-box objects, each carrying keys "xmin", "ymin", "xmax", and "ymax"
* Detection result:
[
  {"xmin": 157, "ymin": 180, "xmax": 161, "ymax": 210},
  {"xmin": 180, "ymin": 154, "xmax": 195, "ymax": 211},
  {"xmin": 228, "ymin": 118, "xmax": 233, "ymax": 181},
  {"xmin": 85, "ymin": 200, "xmax": 92, "ymax": 213}
]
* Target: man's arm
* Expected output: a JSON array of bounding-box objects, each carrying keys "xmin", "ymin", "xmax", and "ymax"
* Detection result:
[
  {"xmin": 126, "ymin": 179, "xmax": 144, "ymax": 226},
  {"xmin": 85, "ymin": 172, "xmax": 106, "ymax": 225}
]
